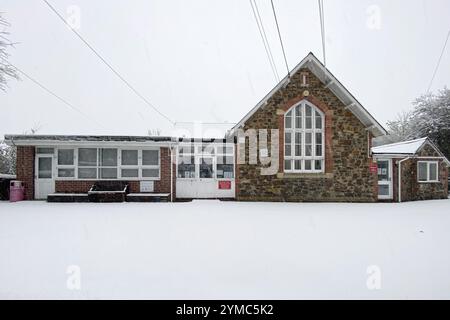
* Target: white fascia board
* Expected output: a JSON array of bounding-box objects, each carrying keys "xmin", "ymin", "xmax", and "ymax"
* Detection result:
[{"xmin": 5, "ymin": 140, "xmax": 174, "ymax": 148}]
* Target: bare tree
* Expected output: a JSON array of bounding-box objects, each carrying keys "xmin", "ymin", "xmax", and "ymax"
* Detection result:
[
  {"xmin": 0, "ymin": 13, "xmax": 18, "ymax": 91},
  {"xmin": 386, "ymin": 110, "xmax": 414, "ymax": 142}
]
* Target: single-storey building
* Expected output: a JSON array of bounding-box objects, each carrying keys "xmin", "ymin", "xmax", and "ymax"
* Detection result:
[
  {"xmin": 372, "ymin": 137, "xmax": 449, "ymax": 202},
  {"xmin": 4, "ymin": 52, "xmax": 449, "ymax": 202}
]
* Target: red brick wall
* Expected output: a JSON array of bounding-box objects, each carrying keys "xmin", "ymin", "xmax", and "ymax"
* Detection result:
[{"xmin": 16, "ymin": 146, "xmax": 35, "ymax": 200}]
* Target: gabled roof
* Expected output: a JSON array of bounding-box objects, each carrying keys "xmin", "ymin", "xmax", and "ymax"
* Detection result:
[
  {"xmin": 372, "ymin": 137, "xmax": 450, "ymax": 165},
  {"xmin": 229, "ymin": 52, "xmax": 387, "ymax": 137}
]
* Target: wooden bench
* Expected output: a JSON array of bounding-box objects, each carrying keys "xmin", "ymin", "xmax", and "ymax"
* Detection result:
[{"xmin": 126, "ymin": 193, "xmax": 170, "ymax": 202}]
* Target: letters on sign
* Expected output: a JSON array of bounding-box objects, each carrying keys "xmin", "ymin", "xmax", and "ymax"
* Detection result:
[{"xmin": 218, "ymin": 181, "xmax": 231, "ymax": 190}]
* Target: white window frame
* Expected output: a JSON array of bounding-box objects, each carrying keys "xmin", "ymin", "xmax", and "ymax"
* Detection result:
[
  {"xmin": 176, "ymin": 143, "xmax": 235, "ymax": 180},
  {"xmin": 54, "ymin": 147, "xmax": 161, "ymax": 181},
  {"xmin": 284, "ymin": 100, "xmax": 325, "ymax": 173},
  {"xmin": 417, "ymin": 161, "xmax": 439, "ymax": 183},
  {"xmin": 140, "ymin": 149, "xmax": 161, "ymax": 180},
  {"xmin": 56, "ymin": 148, "xmax": 76, "ymax": 179}
]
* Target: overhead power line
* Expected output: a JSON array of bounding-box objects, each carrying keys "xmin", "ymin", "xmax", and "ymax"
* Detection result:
[
  {"xmin": 318, "ymin": 0, "xmax": 326, "ymax": 66},
  {"xmin": 41, "ymin": 0, "xmax": 175, "ymax": 125},
  {"xmin": 6, "ymin": 60, "xmax": 106, "ymax": 129},
  {"xmin": 270, "ymin": 0, "xmax": 290, "ymax": 78},
  {"xmin": 249, "ymin": 0, "xmax": 280, "ymax": 83},
  {"xmin": 427, "ymin": 30, "xmax": 450, "ymax": 93}
]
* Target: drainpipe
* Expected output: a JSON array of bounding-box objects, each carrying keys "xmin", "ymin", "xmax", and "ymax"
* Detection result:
[
  {"xmin": 397, "ymin": 157, "xmax": 412, "ymax": 203},
  {"xmin": 170, "ymin": 143, "xmax": 173, "ymax": 202}
]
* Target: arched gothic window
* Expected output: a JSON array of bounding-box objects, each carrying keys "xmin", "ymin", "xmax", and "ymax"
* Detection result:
[{"xmin": 284, "ymin": 100, "xmax": 324, "ymax": 172}]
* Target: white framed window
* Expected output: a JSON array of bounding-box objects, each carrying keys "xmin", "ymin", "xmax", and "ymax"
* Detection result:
[
  {"xmin": 141, "ymin": 149, "xmax": 160, "ymax": 179},
  {"xmin": 177, "ymin": 143, "xmax": 234, "ymax": 179},
  {"xmin": 55, "ymin": 147, "xmax": 161, "ymax": 180},
  {"xmin": 417, "ymin": 161, "xmax": 439, "ymax": 182},
  {"xmin": 284, "ymin": 100, "xmax": 324, "ymax": 173},
  {"xmin": 57, "ymin": 148, "xmax": 75, "ymax": 178}
]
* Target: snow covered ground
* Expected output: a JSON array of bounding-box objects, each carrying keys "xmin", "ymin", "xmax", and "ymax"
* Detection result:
[{"xmin": 0, "ymin": 199, "xmax": 450, "ymax": 300}]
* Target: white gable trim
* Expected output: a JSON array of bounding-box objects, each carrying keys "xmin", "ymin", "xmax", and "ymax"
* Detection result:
[{"xmin": 228, "ymin": 52, "xmax": 387, "ymax": 137}]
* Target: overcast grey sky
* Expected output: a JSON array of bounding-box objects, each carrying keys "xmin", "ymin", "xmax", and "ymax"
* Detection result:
[{"xmin": 1, "ymin": 0, "xmax": 449, "ymax": 138}]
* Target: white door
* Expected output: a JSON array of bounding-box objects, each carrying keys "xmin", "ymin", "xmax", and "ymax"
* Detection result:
[
  {"xmin": 377, "ymin": 159, "xmax": 392, "ymax": 200},
  {"xmin": 35, "ymin": 155, "xmax": 55, "ymax": 199}
]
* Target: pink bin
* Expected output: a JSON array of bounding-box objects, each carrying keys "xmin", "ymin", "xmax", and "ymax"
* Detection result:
[{"xmin": 10, "ymin": 180, "xmax": 25, "ymax": 202}]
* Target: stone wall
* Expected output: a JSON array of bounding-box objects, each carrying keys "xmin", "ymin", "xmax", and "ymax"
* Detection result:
[{"xmin": 236, "ymin": 68, "xmax": 377, "ymax": 202}]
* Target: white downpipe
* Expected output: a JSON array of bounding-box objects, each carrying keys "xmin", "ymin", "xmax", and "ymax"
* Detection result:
[
  {"xmin": 397, "ymin": 157, "xmax": 412, "ymax": 203},
  {"xmin": 170, "ymin": 144, "xmax": 173, "ymax": 202}
]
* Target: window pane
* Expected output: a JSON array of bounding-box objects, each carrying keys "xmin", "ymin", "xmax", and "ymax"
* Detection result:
[
  {"xmin": 294, "ymin": 160, "xmax": 301, "ymax": 170},
  {"xmin": 284, "ymin": 160, "xmax": 292, "ymax": 170},
  {"xmin": 121, "ymin": 150, "xmax": 138, "ymax": 166},
  {"xmin": 418, "ymin": 162, "xmax": 427, "ymax": 181},
  {"xmin": 121, "ymin": 168, "xmax": 139, "ymax": 178},
  {"xmin": 305, "ymin": 133, "xmax": 312, "ymax": 156},
  {"xmin": 285, "ymin": 132, "xmax": 292, "ymax": 156},
  {"xmin": 142, "ymin": 168, "xmax": 159, "ymax": 178},
  {"xmin": 378, "ymin": 185, "xmax": 389, "ymax": 196},
  {"xmin": 217, "ymin": 156, "xmax": 234, "ymax": 165},
  {"xmin": 315, "ymin": 133, "xmax": 322, "ymax": 156},
  {"xmin": 315, "ymin": 160, "xmax": 322, "ymax": 171},
  {"xmin": 305, "ymin": 160, "xmax": 312, "ymax": 170},
  {"xmin": 295, "ymin": 132, "xmax": 302, "ymax": 156},
  {"xmin": 305, "ymin": 105, "xmax": 312, "ymax": 116},
  {"xmin": 100, "ymin": 148, "xmax": 117, "ymax": 166},
  {"xmin": 37, "ymin": 148, "xmax": 54, "ymax": 154},
  {"xmin": 429, "ymin": 163, "xmax": 438, "ymax": 181},
  {"xmin": 217, "ymin": 164, "xmax": 234, "ymax": 178},
  {"xmin": 79, "ymin": 148, "xmax": 97, "ymax": 166},
  {"xmin": 38, "ymin": 157, "xmax": 52, "ymax": 178},
  {"xmin": 100, "ymin": 168, "xmax": 117, "ymax": 179},
  {"xmin": 58, "ymin": 149, "xmax": 74, "ymax": 165},
  {"xmin": 315, "ymin": 111, "xmax": 322, "ymax": 129},
  {"xmin": 199, "ymin": 157, "xmax": 213, "ymax": 178},
  {"xmin": 285, "ymin": 110, "xmax": 292, "ymax": 129},
  {"xmin": 58, "ymin": 168, "xmax": 74, "ymax": 178},
  {"xmin": 295, "ymin": 105, "xmax": 302, "ymax": 128},
  {"xmin": 377, "ymin": 161, "xmax": 389, "ymax": 181},
  {"xmin": 178, "ymin": 156, "xmax": 195, "ymax": 178},
  {"xmin": 78, "ymin": 168, "xmax": 97, "ymax": 179},
  {"xmin": 218, "ymin": 145, "xmax": 234, "ymax": 154},
  {"xmin": 143, "ymin": 150, "xmax": 159, "ymax": 166},
  {"xmin": 179, "ymin": 145, "xmax": 195, "ymax": 154},
  {"xmin": 202, "ymin": 144, "xmax": 215, "ymax": 154}
]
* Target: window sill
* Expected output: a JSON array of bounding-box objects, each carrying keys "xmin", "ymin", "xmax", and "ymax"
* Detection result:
[{"xmin": 277, "ymin": 172, "xmax": 333, "ymax": 179}]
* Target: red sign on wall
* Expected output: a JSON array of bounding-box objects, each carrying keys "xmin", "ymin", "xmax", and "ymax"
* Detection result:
[
  {"xmin": 218, "ymin": 181, "xmax": 232, "ymax": 190},
  {"xmin": 370, "ymin": 163, "xmax": 378, "ymax": 173}
]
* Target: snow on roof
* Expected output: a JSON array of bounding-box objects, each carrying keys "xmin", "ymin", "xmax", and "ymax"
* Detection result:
[{"xmin": 371, "ymin": 137, "xmax": 427, "ymax": 155}]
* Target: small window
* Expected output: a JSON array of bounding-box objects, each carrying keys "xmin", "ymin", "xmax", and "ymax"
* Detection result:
[
  {"xmin": 58, "ymin": 168, "xmax": 75, "ymax": 178},
  {"xmin": 178, "ymin": 155, "xmax": 195, "ymax": 178},
  {"xmin": 78, "ymin": 168, "xmax": 97, "ymax": 179},
  {"xmin": 37, "ymin": 147, "xmax": 54, "ymax": 154},
  {"xmin": 142, "ymin": 150, "xmax": 159, "ymax": 166},
  {"xmin": 58, "ymin": 149, "xmax": 74, "ymax": 166},
  {"xmin": 418, "ymin": 161, "xmax": 439, "ymax": 182},
  {"xmin": 121, "ymin": 168, "xmax": 139, "ymax": 178},
  {"xmin": 142, "ymin": 168, "xmax": 159, "ymax": 178},
  {"xmin": 78, "ymin": 148, "xmax": 97, "ymax": 166},
  {"xmin": 217, "ymin": 156, "xmax": 234, "ymax": 179},
  {"xmin": 121, "ymin": 150, "xmax": 138, "ymax": 166}
]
